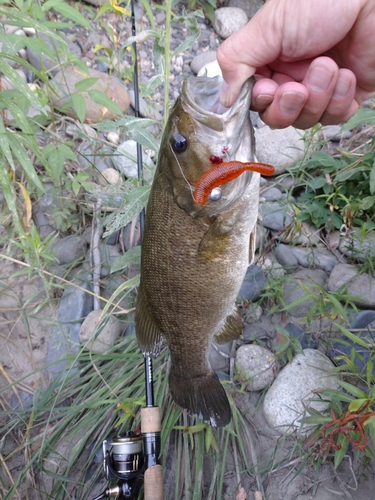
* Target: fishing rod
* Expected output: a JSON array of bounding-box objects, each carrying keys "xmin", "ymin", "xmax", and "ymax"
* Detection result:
[{"xmin": 93, "ymin": 1, "xmax": 163, "ymax": 499}]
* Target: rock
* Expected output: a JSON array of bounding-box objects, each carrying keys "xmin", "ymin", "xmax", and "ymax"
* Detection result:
[
  {"xmin": 238, "ymin": 264, "xmax": 266, "ymax": 302},
  {"xmin": 263, "ymin": 349, "xmax": 339, "ymax": 434},
  {"xmin": 32, "ymin": 204, "xmax": 57, "ymax": 240},
  {"xmin": 259, "ymin": 256, "xmax": 286, "ymax": 278},
  {"xmin": 128, "ymin": 90, "xmax": 163, "ymax": 121},
  {"xmin": 273, "ymin": 244, "xmax": 299, "ymax": 272},
  {"xmin": 213, "ymin": 7, "xmax": 248, "ymax": 39},
  {"xmin": 106, "ymin": 131, "xmax": 119, "ymax": 145},
  {"xmin": 260, "ymin": 201, "xmax": 293, "ymax": 231},
  {"xmin": 228, "ymin": 0, "xmax": 263, "ymax": 19},
  {"xmin": 11, "ymin": 390, "xmax": 33, "ymax": 410},
  {"xmin": 289, "ymin": 246, "xmax": 338, "ymax": 274},
  {"xmin": 77, "ymin": 139, "xmax": 114, "ymax": 173},
  {"xmin": 114, "ymin": 140, "xmax": 154, "ymax": 179},
  {"xmin": 122, "ymin": 218, "xmax": 141, "ymax": 251},
  {"xmin": 101, "ymin": 274, "xmax": 133, "ymax": 312},
  {"xmin": 50, "ymin": 235, "xmax": 87, "ymax": 264},
  {"xmin": 49, "ymin": 66, "xmax": 130, "ymax": 122},
  {"xmin": 46, "ymin": 274, "xmax": 94, "ymax": 380},
  {"xmin": 328, "ymin": 263, "xmax": 375, "ymax": 308},
  {"xmin": 339, "ymin": 229, "xmax": 375, "ymax": 263},
  {"xmin": 350, "ymin": 310, "xmax": 375, "ymax": 329},
  {"xmin": 255, "ymin": 126, "xmax": 305, "ymax": 175},
  {"xmin": 284, "ymin": 323, "xmax": 317, "ymax": 349},
  {"xmin": 190, "ymin": 51, "xmax": 217, "ymax": 74},
  {"xmin": 261, "ymin": 186, "xmax": 284, "ymax": 202},
  {"xmin": 155, "ymin": 11, "xmax": 166, "ymax": 24},
  {"xmin": 255, "ymin": 223, "xmax": 268, "ymax": 250},
  {"xmin": 318, "ymin": 125, "xmax": 353, "ymax": 141},
  {"xmin": 283, "ymin": 268, "xmax": 328, "ymax": 317},
  {"xmin": 99, "ymin": 168, "xmax": 123, "ymax": 186},
  {"xmin": 99, "ymin": 244, "xmax": 122, "ymax": 277},
  {"xmin": 209, "ymin": 341, "xmax": 231, "ymax": 372},
  {"xmin": 27, "ymin": 32, "xmax": 81, "ymax": 73},
  {"xmin": 275, "ymin": 222, "xmax": 320, "ymax": 246},
  {"xmin": 79, "ymin": 309, "xmax": 123, "ymax": 353},
  {"xmin": 197, "ymin": 60, "xmax": 222, "ymax": 78},
  {"xmin": 236, "ymin": 344, "xmax": 278, "ymax": 391}
]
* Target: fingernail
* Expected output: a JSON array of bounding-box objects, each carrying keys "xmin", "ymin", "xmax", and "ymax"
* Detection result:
[
  {"xmin": 254, "ymin": 94, "xmax": 274, "ymax": 107},
  {"xmin": 333, "ymin": 78, "xmax": 351, "ymax": 99},
  {"xmin": 219, "ymin": 80, "xmax": 232, "ymax": 108},
  {"xmin": 308, "ymin": 65, "xmax": 335, "ymax": 93},
  {"xmin": 279, "ymin": 91, "xmax": 306, "ymax": 114}
]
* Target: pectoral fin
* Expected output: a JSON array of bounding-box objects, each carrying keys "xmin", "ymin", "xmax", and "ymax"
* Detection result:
[
  {"xmin": 214, "ymin": 305, "xmax": 242, "ymax": 344},
  {"xmin": 198, "ymin": 216, "xmax": 233, "ymax": 261},
  {"xmin": 249, "ymin": 225, "xmax": 256, "ymax": 265},
  {"xmin": 135, "ymin": 286, "xmax": 163, "ymax": 357}
]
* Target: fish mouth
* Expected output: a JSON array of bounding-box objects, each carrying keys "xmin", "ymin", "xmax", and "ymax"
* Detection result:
[{"xmin": 182, "ymin": 75, "xmax": 253, "ymax": 133}]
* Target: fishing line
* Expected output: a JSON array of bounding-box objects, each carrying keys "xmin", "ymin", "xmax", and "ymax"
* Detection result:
[{"xmin": 168, "ymin": 142, "xmax": 195, "ymax": 200}]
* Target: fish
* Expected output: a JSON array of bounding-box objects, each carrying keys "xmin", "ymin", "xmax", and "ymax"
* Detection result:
[{"xmin": 136, "ymin": 75, "xmax": 270, "ymax": 427}]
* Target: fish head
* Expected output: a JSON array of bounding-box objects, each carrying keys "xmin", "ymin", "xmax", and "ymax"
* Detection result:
[{"xmin": 159, "ymin": 75, "xmax": 257, "ymax": 217}]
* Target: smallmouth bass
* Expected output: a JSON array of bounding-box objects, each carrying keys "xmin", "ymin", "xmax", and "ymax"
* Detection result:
[{"xmin": 136, "ymin": 76, "xmax": 270, "ymax": 427}]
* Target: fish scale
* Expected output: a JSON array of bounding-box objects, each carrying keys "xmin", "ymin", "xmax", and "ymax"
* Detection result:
[{"xmin": 136, "ymin": 76, "xmax": 262, "ymax": 426}]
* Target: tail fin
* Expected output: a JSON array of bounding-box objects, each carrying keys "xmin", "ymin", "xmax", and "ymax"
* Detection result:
[{"xmin": 169, "ymin": 371, "xmax": 231, "ymax": 427}]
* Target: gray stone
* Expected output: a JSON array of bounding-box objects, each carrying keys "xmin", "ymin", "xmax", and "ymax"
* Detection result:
[
  {"xmin": 328, "ymin": 263, "xmax": 375, "ymax": 308},
  {"xmin": 350, "ymin": 310, "xmax": 375, "ymax": 329},
  {"xmin": 114, "ymin": 140, "xmax": 154, "ymax": 179},
  {"xmin": 260, "ymin": 201, "xmax": 293, "ymax": 231},
  {"xmin": 46, "ymin": 275, "xmax": 93, "ymax": 380},
  {"xmin": 49, "ymin": 66, "xmax": 130, "ymax": 122},
  {"xmin": 255, "ymin": 126, "xmax": 305, "ymax": 175},
  {"xmin": 32, "ymin": 204, "xmax": 57, "ymax": 240},
  {"xmin": 285, "ymin": 323, "xmax": 317, "ymax": 349},
  {"xmin": 128, "ymin": 90, "xmax": 163, "ymax": 121},
  {"xmin": 50, "ymin": 235, "xmax": 87, "ymax": 265},
  {"xmin": 209, "ymin": 341, "xmax": 231, "ymax": 372},
  {"xmin": 79, "ymin": 309, "xmax": 123, "ymax": 353},
  {"xmin": 339, "ymin": 229, "xmax": 375, "ymax": 263},
  {"xmin": 289, "ymin": 246, "xmax": 338, "ymax": 274},
  {"xmin": 77, "ymin": 139, "xmax": 114, "ymax": 173},
  {"xmin": 27, "ymin": 32, "xmax": 81, "ymax": 73},
  {"xmin": 236, "ymin": 344, "xmax": 278, "ymax": 391},
  {"xmin": 123, "ymin": 218, "xmax": 141, "ymax": 251},
  {"xmin": 275, "ymin": 222, "xmax": 320, "ymax": 246},
  {"xmin": 99, "ymin": 244, "xmax": 122, "ymax": 277},
  {"xmin": 11, "ymin": 389, "xmax": 33, "ymax": 410},
  {"xmin": 261, "ymin": 186, "xmax": 284, "ymax": 202},
  {"xmin": 283, "ymin": 268, "xmax": 328, "ymax": 317},
  {"xmin": 155, "ymin": 11, "xmax": 166, "ymax": 24},
  {"xmin": 238, "ymin": 264, "xmax": 266, "ymax": 302},
  {"xmin": 273, "ymin": 243, "xmax": 299, "ymax": 272},
  {"xmin": 263, "ymin": 349, "xmax": 339, "ymax": 434},
  {"xmin": 190, "ymin": 51, "xmax": 217, "ymax": 74},
  {"xmin": 228, "ymin": 0, "xmax": 263, "ymax": 19},
  {"xmin": 213, "ymin": 7, "xmax": 248, "ymax": 39},
  {"xmin": 318, "ymin": 125, "xmax": 353, "ymax": 141},
  {"xmin": 255, "ymin": 223, "xmax": 268, "ymax": 250}
]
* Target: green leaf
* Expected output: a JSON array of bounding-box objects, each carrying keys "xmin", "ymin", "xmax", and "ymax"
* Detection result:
[
  {"xmin": 370, "ymin": 157, "xmax": 375, "ymax": 195},
  {"xmin": 42, "ymin": 0, "xmax": 91, "ymax": 29},
  {"xmin": 337, "ymin": 380, "xmax": 368, "ymax": 399},
  {"xmin": 139, "ymin": 74, "xmax": 164, "ymax": 98},
  {"xmin": 110, "ymin": 246, "xmax": 141, "ymax": 273},
  {"xmin": 334, "ymin": 434, "xmax": 349, "ymax": 469},
  {"xmin": 337, "ymin": 324, "xmax": 371, "ymax": 349},
  {"xmin": 8, "ymin": 134, "xmax": 43, "ymax": 191},
  {"xmin": 74, "ymin": 77, "xmax": 99, "ymax": 92},
  {"xmin": 309, "ymin": 176, "xmax": 328, "ymax": 190},
  {"xmin": 341, "ymin": 108, "xmax": 375, "ymax": 131},
  {"xmin": 348, "ymin": 399, "xmax": 369, "ymax": 412},
  {"xmin": 0, "ymin": 58, "xmax": 44, "ymax": 112},
  {"xmin": 104, "ymin": 186, "xmax": 151, "ymax": 237},
  {"xmin": 71, "ymin": 93, "xmax": 86, "ymax": 123},
  {"xmin": 87, "ymin": 89, "xmax": 122, "ymax": 116}
]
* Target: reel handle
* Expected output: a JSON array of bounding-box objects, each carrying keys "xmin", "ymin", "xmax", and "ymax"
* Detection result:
[{"xmin": 141, "ymin": 407, "xmax": 164, "ymax": 500}]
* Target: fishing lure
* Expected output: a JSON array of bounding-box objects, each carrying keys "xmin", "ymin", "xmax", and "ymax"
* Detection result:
[{"xmin": 193, "ymin": 161, "xmax": 275, "ymax": 205}]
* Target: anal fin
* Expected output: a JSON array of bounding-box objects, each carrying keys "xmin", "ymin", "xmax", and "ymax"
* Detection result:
[
  {"xmin": 214, "ymin": 305, "xmax": 242, "ymax": 344},
  {"xmin": 135, "ymin": 286, "xmax": 163, "ymax": 357}
]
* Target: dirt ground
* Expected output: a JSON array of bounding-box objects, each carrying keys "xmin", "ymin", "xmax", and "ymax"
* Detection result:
[{"xmin": 1, "ymin": 257, "xmax": 375, "ymax": 500}]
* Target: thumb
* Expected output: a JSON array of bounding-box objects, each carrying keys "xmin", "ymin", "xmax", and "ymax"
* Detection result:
[{"xmin": 217, "ymin": 4, "xmax": 282, "ymax": 107}]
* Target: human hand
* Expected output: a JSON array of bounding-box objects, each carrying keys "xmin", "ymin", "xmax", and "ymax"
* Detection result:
[{"xmin": 217, "ymin": 0, "xmax": 375, "ymax": 129}]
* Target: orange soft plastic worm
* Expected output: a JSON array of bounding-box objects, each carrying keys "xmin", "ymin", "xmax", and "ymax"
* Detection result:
[{"xmin": 193, "ymin": 161, "xmax": 275, "ymax": 205}]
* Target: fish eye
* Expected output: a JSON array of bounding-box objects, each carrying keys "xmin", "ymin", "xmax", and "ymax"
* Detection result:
[{"xmin": 171, "ymin": 133, "xmax": 188, "ymax": 154}]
